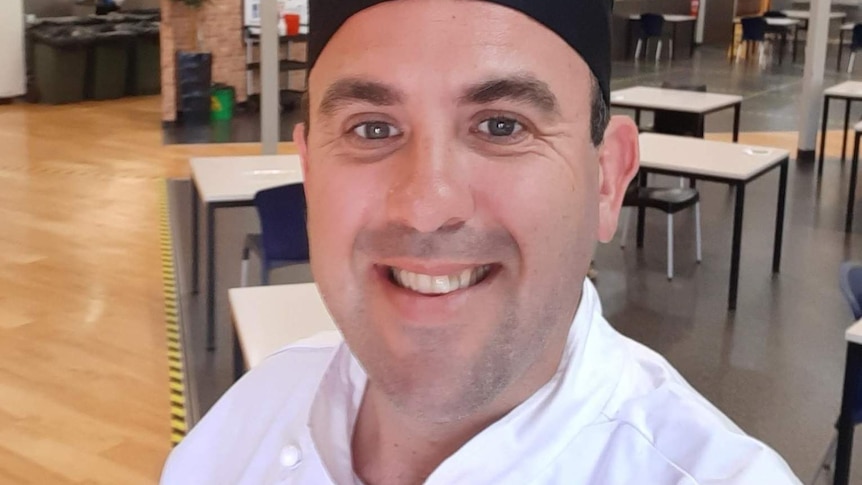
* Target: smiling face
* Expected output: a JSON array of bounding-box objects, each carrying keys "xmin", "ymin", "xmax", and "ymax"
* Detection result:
[{"xmin": 295, "ymin": 0, "xmax": 638, "ymax": 421}]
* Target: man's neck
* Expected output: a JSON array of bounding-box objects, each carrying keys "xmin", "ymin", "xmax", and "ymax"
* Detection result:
[
  {"xmin": 351, "ymin": 388, "xmax": 502, "ymax": 485},
  {"xmin": 351, "ymin": 325, "xmax": 571, "ymax": 485}
]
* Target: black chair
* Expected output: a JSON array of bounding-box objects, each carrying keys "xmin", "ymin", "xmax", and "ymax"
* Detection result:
[
  {"xmin": 619, "ymin": 180, "xmax": 702, "ymax": 280},
  {"xmin": 735, "ymin": 16, "xmax": 768, "ymax": 63},
  {"xmin": 847, "ymin": 24, "xmax": 862, "ymax": 73},
  {"xmin": 240, "ymin": 183, "xmax": 310, "ymax": 286},
  {"xmin": 635, "ymin": 13, "xmax": 668, "ymax": 61},
  {"xmin": 810, "ymin": 262, "xmax": 862, "ymax": 484}
]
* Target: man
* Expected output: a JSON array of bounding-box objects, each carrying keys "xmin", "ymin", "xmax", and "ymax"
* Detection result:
[{"xmin": 162, "ymin": 0, "xmax": 801, "ymax": 483}]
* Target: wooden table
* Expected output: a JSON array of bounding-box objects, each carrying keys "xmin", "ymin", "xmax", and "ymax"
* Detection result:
[
  {"xmin": 834, "ymin": 318, "xmax": 862, "ymax": 485},
  {"xmin": 638, "ymin": 134, "xmax": 789, "ymax": 310},
  {"xmin": 190, "ymin": 155, "xmax": 303, "ymax": 350},
  {"xmin": 818, "ymin": 82, "xmax": 862, "ymax": 177},
  {"xmin": 228, "ymin": 283, "xmax": 337, "ymax": 379},
  {"xmin": 626, "ymin": 14, "xmax": 697, "ymax": 60},
  {"xmin": 846, "ymin": 121, "xmax": 862, "ymax": 233},
  {"xmin": 611, "ymin": 86, "xmax": 743, "ymax": 141},
  {"xmin": 837, "ymin": 22, "xmax": 856, "ymax": 71},
  {"xmin": 781, "ymin": 10, "xmax": 848, "ymax": 63},
  {"xmin": 731, "ymin": 17, "xmax": 802, "ymax": 65}
]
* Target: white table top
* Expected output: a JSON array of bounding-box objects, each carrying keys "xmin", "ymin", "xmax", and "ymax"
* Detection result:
[
  {"xmin": 733, "ymin": 17, "xmax": 801, "ymax": 27},
  {"xmin": 610, "ymin": 86, "xmax": 743, "ymax": 114},
  {"xmin": 628, "ymin": 14, "xmax": 696, "ymax": 22},
  {"xmin": 190, "ymin": 154, "xmax": 303, "ymax": 203},
  {"xmin": 842, "ymin": 22, "xmax": 855, "ymax": 31},
  {"xmin": 824, "ymin": 81, "xmax": 862, "ymax": 99},
  {"xmin": 639, "ymin": 133, "xmax": 789, "ymax": 181},
  {"xmin": 228, "ymin": 283, "xmax": 338, "ymax": 368},
  {"xmin": 781, "ymin": 10, "xmax": 847, "ymax": 20},
  {"xmin": 846, "ymin": 318, "xmax": 862, "ymax": 345}
]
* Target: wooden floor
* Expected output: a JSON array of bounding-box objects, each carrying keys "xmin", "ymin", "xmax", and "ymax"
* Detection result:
[
  {"xmin": 0, "ymin": 97, "xmax": 295, "ymax": 484},
  {"xmin": 0, "ymin": 95, "xmax": 852, "ymax": 483}
]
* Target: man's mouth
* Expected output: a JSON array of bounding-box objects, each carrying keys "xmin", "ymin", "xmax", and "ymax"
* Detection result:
[{"xmin": 388, "ymin": 265, "xmax": 494, "ymax": 295}]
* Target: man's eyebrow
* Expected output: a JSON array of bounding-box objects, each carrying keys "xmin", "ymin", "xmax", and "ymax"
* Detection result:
[
  {"xmin": 318, "ymin": 78, "xmax": 405, "ymax": 117},
  {"xmin": 459, "ymin": 75, "xmax": 561, "ymax": 115}
]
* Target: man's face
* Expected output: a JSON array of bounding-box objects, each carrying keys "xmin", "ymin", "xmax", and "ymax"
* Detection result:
[{"xmin": 295, "ymin": 0, "xmax": 637, "ymax": 420}]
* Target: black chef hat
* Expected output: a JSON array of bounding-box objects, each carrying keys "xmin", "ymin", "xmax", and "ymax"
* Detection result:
[{"xmin": 307, "ymin": 0, "xmax": 612, "ymax": 104}]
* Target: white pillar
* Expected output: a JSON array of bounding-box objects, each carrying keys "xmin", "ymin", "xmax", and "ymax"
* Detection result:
[
  {"xmin": 260, "ymin": 0, "xmax": 279, "ymax": 155},
  {"xmin": 695, "ymin": 0, "xmax": 706, "ymax": 44},
  {"xmin": 0, "ymin": 0, "xmax": 26, "ymax": 97},
  {"xmin": 797, "ymin": 0, "xmax": 833, "ymax": 160}
]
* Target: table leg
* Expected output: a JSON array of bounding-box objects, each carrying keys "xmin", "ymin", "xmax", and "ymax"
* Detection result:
[
  {"xmin": 843, "ymin": 99, "xmax": 852, "ymax": 162},
  {"xmin": 637, "ymin": 171, "xmax": 647, "ymax": 248},
  {"xmin": 773, "ymin": 160, "xmax": 787, "ymax": 273},
  {"xmin": 847, "ymin": 131, "xmax": 861, "ymax": 233},
  {"xmin": 779, "ymin": 30, "xmax": 786, "ymax": 66},
  {"xmin": 793, "ymin": 24, "xmax": 800, "ymax": 63},
  {"xmin": 191, "ymin": 181, "xmax": 199, "ymax": 294},
  {"xmin": 690, "ymin": 19, "xmax": 696, "ymax": 57},
  {"xmin": 820, "ymin": 96, "xmax": 831, "ymax": 177},
  {"xmin": 626, "ymin": 19, "xmax": 634, "ymax": 59},
  {"xmin": 839, "ymin": 30, "xmax": 846, "ymax": 71},
  {"xmin": 732, "ymin": 103, "xmax": 741, "ymax": 143},
  {"xmin": 635, "ymin": 108, "xmax": 642, "ymax": 129},
  {"xmin": 671, "ymin": 23, "xmax": 678, "ymax": 60},
  {"xmin": 834, "ymin": 342, "xmax": 862, "ymax": 485},
  {"xmin": 697, "ymin": 115, "xmax": 705, "ymax": 138},
  {"xmin": 206, "ymin": 204, "xmax": 216, "ymax": 351},
  {"xmin": 728, "ymin": 183, "xmax": 745, "ymax": 311}
]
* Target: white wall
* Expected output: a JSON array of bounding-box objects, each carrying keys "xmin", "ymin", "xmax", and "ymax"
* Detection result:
[{"xmin": 0, "ymin": 0, "xmax": 26, "ymax": 98}]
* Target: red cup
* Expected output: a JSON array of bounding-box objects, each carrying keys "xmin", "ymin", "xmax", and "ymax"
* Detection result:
[{"xmin": 284, "ymin": 14, "xmax": 300, "ymax": 35}]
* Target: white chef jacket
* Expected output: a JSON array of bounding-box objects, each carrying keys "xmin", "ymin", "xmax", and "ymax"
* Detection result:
[{"xmin": 161, "ymin": 280, "xmax": 801, "ymax": 484}]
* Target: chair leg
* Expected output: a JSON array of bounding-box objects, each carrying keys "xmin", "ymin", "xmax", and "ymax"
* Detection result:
[
  {"xmin": 241, "ymin": 245, "xmax": 251, "ymax": 287},
  {"xmin": 758, "ymin": 42, "xmax": 766, "ymax": 64},
  {"xmin": 620, "ymin": 207, "xmax": 632, "ymax": 248},
  {"xmin": 261, "ymin": 264, "xmax": 270, "ymax": 286},
  {"xmin": 849, "ymin": 51, "xmax": 856, "ymax": 73},
  {"xmin": 695, "ymin": 203, "xmax": 702, "ymax": 263},
  {"xmin": 669, "ymin": 38, "xmax": 674, "ymax": 60},
  {"xmin": 667, "ymin": 213, "xmax": 674, "ymax": 280},
  {"xmin": 809, "ymin": 432, "xmax": 838, "ymax": 485},
  {"xmin": 656, "ymin": 39, "xmax": 663, "ymax": 62},
  {"xmin": 635, "ymin": 39, "xmax": 643, "ymax": 59}
]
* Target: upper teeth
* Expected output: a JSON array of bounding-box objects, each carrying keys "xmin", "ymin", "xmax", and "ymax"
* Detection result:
[{"xmin": 392, "ymin": 265, "xmax": 490, "ymax": 295}]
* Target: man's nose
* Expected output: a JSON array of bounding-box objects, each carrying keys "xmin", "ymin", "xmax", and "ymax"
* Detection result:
[{"xmin": 385, "ymin": 132, "xmax": 475, "ymax": 234}]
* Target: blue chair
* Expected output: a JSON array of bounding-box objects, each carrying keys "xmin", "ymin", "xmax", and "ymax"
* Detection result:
[
  {"xmin": 810, "ymin": 262, "xmax": 862, "ymax": 484},
  {"xmin": 635, "ymin": 13, "xmax": 667, "ymax": 61},
  {"xmin": 735, "ymin": 17, "xmax": 768, "ymax": 63},
  {"xmin": 240, "ymin": 183, "xmax": 310, "ymax": 286},
  {"xmin": 846, "ymin": 24, "xmax": 862, "ymax": 73}
]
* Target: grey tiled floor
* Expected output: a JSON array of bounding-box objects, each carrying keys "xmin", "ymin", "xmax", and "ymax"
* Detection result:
[{"xmin": 169, "ymin": 46, "xmax": 862, "ymax": 482}]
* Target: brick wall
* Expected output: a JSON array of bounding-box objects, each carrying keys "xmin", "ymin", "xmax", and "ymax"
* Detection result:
[{"xmin": 159, "ymin": 0, "xmax": 246, "ymax": 122}]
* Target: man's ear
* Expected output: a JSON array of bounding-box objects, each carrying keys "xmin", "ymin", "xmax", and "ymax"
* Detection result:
[
  {"xmin": 294, "ymin": 123, "xmax": 310, "ymax": 178},
  {"xmin": 596, "ymin": 115, "xmax": 640, "ymax": 243}
]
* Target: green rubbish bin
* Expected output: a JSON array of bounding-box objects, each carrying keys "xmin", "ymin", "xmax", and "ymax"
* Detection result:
[
  {"xmin": 87, "ymin": 27, "xmax": 134, "ymax": 100},
  {"xmin": 29, "ymin": 25, "xmax": 95, "ymax": 104},
  {"xmin": 211, "ymin": 84, "xmax": 235, "ymax": 121}
]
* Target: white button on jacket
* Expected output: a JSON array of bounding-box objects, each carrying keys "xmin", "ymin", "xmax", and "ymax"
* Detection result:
[{"xmin": 161, "ymin": 280, "xmax": 802, "ymax": 484}]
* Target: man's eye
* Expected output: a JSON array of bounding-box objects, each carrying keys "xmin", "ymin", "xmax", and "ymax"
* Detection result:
[
  {"xmin": 352, "ymin": 122, "xmax": 402, "ymax": 140},
  {"xmin": 477, "ymin": 117, "xmax": 523, "ymax": 137}
]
